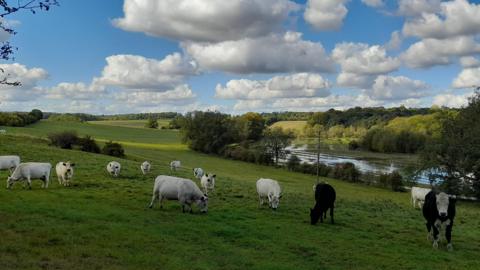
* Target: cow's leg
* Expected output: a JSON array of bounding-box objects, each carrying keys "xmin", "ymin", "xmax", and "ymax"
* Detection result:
[
  {"xmin": 330, "ymin": 206, "xmax": 335, "ymax": 224},
  {"xmin": 320, "ymin": 210, "xmax": 324, "ymax": 223},
  {"xmin": 148, "ymin": 191, "xmax": 158, "ymax": 208},
  {"xmin": 446, "ymin": 221, "xmax": 453, "ymax": 251},
  {"xmin": 432, "ymin": 222, "xmax": 440, "ymax": 249},
  {"xmin": 258, "ymin": 195, "xmax": 263, "ymax": 207},
  {"xmin": 44, "ymin": 172, "xmax": 50, "ymax": 188},
  {"xmin": 26, "ymin": 176, "xmax": 32, "ymax": 189},
  {"xmin": 57, "ymin": 175, "xmax": 63, "ymax": 185},
  {"xmin": 426, "ymin": 221, "xmax": 433, "ymax": 241}
]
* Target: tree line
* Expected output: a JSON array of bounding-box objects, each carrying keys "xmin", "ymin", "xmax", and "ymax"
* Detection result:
[{"xmin": 0, "ymin": 109, "xmax": 43, "ymax": 126}]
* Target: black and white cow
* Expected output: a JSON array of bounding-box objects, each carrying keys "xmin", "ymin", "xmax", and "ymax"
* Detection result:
[
  {"xmin": 310, "ymin": 183, "xmax": 336, "ymax": 225},
  {"xmin": 422, "ymin": 191, "xmax": 456, "ymax": 251}
]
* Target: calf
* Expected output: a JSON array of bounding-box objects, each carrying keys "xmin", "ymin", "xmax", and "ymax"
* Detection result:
[
  {"xmin": 193, "ymin": 168, "xmax": 204, "ymax": 179},
  {"xmin": 107, "ymin": 161, "xmax": 121, "ymax": 177},
  {"xmin": 170, "ymin": 160, "xmax": 181, "ymax": 172},
  {"xmin": 55, "ymin": 161, "xmax": 75, "ymax": 186},
  {"xmin": 141, "ymin": 161, "xmax": 151, "ymax": 175},
  {"xmin": 7, "ymin": 162, "xmax": 52, "ymax": 189},
  {"xmin": 148, "ymin": 175, "xmax": 208, "ymax": 213},
  {"xmin": 411, "ymin": 186, "xmax": 431, "ymax": 208},
  {"xmin": 0, "ymin": 155, "xmax": 20, "ymax": 174},
  {"xmin": 256, "ymin": 178, "xmax": 282, "ymax": 210},
  {"xmin": 200, "ymin": 173, "xmax": 216, "ymax": 195},
  {"xmin": 422, "ymin": 191, "xmax": 456, "ymax": 251},
  {"xmin": 310, "ymin": 183, "xmax": 336, "ymax": 225}
]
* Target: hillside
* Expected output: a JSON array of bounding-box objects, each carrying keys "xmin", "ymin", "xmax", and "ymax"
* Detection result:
[{"xmin": 0, "ymin": 122, "xmax": 479, "ymax": 269}]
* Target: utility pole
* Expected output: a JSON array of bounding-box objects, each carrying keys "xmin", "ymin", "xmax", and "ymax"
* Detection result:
[{"xmin": 316, "ymin": 126, "xmax": 321, "ymax": 184}]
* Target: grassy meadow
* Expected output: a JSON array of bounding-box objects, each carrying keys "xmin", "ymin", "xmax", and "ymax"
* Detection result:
[
  {"xmin": 88, "ymin": 119, "xmax": 171, "ymax": 129},
  {"xmin": 271, "ymin": 120, "xmax": 307, "ymax": 133},
  {"xmin": 0, "ymin": 121, "xmax": 479, "ymax": 269}
]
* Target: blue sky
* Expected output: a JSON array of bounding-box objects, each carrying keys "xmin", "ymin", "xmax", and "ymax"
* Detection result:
[{"xmin": 1, "ymin": 0, "xmax": 479, "ymax": 114}]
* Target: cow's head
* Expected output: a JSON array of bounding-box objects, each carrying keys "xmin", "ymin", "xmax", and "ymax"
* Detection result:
[
  {"xmin": 310, "ymin": 208, "xmax": 320, "ymax": 225},
  {"xmin": 436, "ymin": 192, "xmax": 450, "ymax": 217},
  {"xmin": 6, "ymin": 176, "xmax": 14, "ymax": 189},
  {"xmin": 205, "ymin": 174, "xmax": 216, "ymax": 183},
  {"xmin": 268, "ymin": 193, "xmax": 280, "ymax": 210},
  {"xmin": 197, "ymin": 195, "xmax": 208, "ymax": 213},
  {"xmin": 63, "ymin": 162, "xmax": 75, "ymax": 176}
]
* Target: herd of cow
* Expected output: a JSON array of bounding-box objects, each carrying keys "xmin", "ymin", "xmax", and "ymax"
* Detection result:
[{"xmin": 0, "ymin": 155, "xmax": 457, "ymax": 251}]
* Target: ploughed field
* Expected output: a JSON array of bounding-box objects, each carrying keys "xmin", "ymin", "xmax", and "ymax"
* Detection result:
[{"xmin": 0, "ymin": 121, "xmax": 479, "ymax": 269}]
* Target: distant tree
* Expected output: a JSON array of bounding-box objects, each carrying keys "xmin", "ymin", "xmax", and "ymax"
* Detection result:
[
  {"xmin": 0, "ymin": 0, "xmax": 59, "ymax": 85},
  {"xmin": 421, "ymin": 89, "xmax": 480, "ymax": 196},
  {"xmin": 29, "ymin": 109, "xmax": 43, "ymax": 120},
  {"xmin": 102, "ymin": 141, "xmax": 125, "ymax": 157},
  {"xmin": 236, "ymin": 112, "xmax": 265, "ymax": 141},
  {"xmin": 263, "ymin": 127, "xmax": 294, "ymax": 166},
  {"xmin": 145, "ymin": 118, "xmax": 159, "ymax": 129}
]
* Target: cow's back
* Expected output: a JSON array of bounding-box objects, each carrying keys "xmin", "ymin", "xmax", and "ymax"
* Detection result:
[
  {"xmin": 422, "ymin": 191, "xmax": 437, "ymax": 221},
  {"xmin": 315, "ymin": 183, "xmax": 336, "ymax": 207}
]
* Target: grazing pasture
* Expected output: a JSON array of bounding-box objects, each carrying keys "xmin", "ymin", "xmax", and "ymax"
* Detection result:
[
  {"xmin": 88, "ymin": 119, "xmax": 171, "ymax": 129},
  {"xmin": 0, "ymin": 121, "xmax": 479, "ymax": 269},
  {"xmin": 270, "ymin": 120, "xmax": 307, "ymax": 133}
]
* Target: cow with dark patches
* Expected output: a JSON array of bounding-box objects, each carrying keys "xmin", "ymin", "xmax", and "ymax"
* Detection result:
[
  {"xmin": 310, "ymin": 183, "xmax": 336, "ymax": 225},
  {"xmin": 422, "ymin": 191, "xmax": 456, "ymax": 251}
]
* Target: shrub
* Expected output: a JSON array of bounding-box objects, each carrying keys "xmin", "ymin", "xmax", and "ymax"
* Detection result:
[
  {"xmin": 286, "ymin": 155, "xmax": 301, "ymax": 171},
  {"xmin": 389, "ymin": 171, "xmax": 405, "ymax": 192},
  {"xmin": 78, "ymin": 135, "xmax": 100, "ymax": 153},
  {"xmin": 48, "ymin": 131, "xmax": 79, "ymax": 149},
  {"xmin": 348, "ymin": 140, "xmax": 360, "ymax": 150},
  {"xmin": 102, "ymin": 141, "xmax": 125, "ymax": 157},
  {"xmin": 145, "ymin": 118, "xmax": 159, "ymax": 129},
  {"xmin": 332, "ymin": 162, "xmax": 360, "ymax": 182}
]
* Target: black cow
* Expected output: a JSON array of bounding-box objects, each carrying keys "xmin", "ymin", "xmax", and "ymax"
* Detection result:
[
  {"xmin": 422, "ymin": 191, "xmax": 456, "ymax": 251},
  {"xmin": 310, "ymin": 183, "xmax": 336, "ymax": 225}
]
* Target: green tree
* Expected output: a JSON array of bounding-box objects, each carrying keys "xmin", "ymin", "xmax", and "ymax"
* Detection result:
[
  {"xmin": 263, "ymin": 127, "xmax": 294, "ymax": 166},
  {"xmin": 145, "ymin": 118, "xmax": 159, "ymax": 129},
  {"xmin": 422, "ymin": 90, "xmax": 480, "ymax": 196}
]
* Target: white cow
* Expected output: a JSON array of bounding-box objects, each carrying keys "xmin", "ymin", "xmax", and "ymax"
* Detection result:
[
  {"xmin": 55, "ymin": 161, "xmax": 75, "ymax": 186},
  {"xmin": 170, "ymin": 160, "xmax": 181, "ymax": 171},
  {"xmin": 141, "ymin": 161, "xmax": 151, "ymax": 175},
  {"xmin": 107, "ymin": 161, "xmax": 121, "ymax": 177},
  {"xmin": 193, "ymin": 168, "xmax": 204, "ymax": 179},
  {"xmin": 411, "ymin": 186, "xmax": 431, "ymax": 208},
  {"xmin": 200, "ymin": 173, "xmax": 216, "ymax": 195},
  {"xmin": 0, "ymin": 155, "xmax": 20, "ymax": 173},
  {"xmin": 7, "ymin": 162, "xmax": 52, "ymax": 189},
  {"xmin": 256, "ymin": 178, "xmax": 282, "ymax": 210},
  {"xmin": 148, "ymin": 175, "xmax": 208, "ymax": 213}
]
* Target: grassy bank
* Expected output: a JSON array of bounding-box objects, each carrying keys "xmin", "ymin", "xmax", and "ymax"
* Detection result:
[{"xmin": 0, "ymin": 121, "xmax": 479, "ymax": 269}]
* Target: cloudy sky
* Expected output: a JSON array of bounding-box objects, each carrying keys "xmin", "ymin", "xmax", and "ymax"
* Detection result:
[{"xmin": 0, "ymin": 0, "xmax": 479, "ymax": 114}]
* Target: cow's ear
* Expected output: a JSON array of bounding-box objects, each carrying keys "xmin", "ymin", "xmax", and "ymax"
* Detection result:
[
  {"xmin": 279, "ymin": 194, "xmax": 283, "ymax": 199},
  {"xmin": 63, "ymin": 163, "xmax": 66, "ymax": 166},
  {"xmin": 71, "ymin": 163, "xmax": 75, "ymax": 167},
  {"xmin": 212, "ymin": 174, "xmax": 216, "ymax": 178}
]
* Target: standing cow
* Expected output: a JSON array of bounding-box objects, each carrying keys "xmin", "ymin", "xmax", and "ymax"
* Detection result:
[
  {"xmin": 310, "ymin": 183, "xmax": 336, "ymax": 225},
  {"xmin": 7, "ymin": 162, "xmax": 52, "ymax": 189},
  {"xmin": 107, "ymin": 161, "xmax": 121, "ymax": 177},
  {"xmin": 141, "ymin": 161, "xmax": 151, "ymax": 175},
  {"xmin": 256, "ymin": 178, "xmax": 282, "ymax": 210},
  {"xmin": 422, "ymin": 191, "xmax": 456, "ymax": 251},
  {"xmin": 56, "ymin": 161, "xmax": 75, "ymax": 186},
  {"xmin": 193, "ymin": 168, "xmax": 204, "ymax": 179},
  {"xmin": 0, "ymin": 155, "xmax": 20, "ymax": 174},
  {"xmin": 411, "ymin": 186, "xmax": 431, "ymax": 208},
  {"xmin": 148, "ymin": 175, "xmax": 208, "ymax": 213},
  {"xmin": 170, "ymin": 160, "xmax": 181, "ymax": 172},
  {"xmin": 200, "ymin": 173, "xmax": 216, "ymax": 195}
]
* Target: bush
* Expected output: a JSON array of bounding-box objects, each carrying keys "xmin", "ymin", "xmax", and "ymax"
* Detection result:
[
  {"xmin": 332, "ymin": 162, "xmax": 360, "ymax": 182},
  {"xmin": 48, "ymin": 131, "xmax": 79, "ymax": 149},
  {"xmin": 348, "ymin": 140, "xmax": 360, "ymax": 150},
  {"xmin": 102, "ymin": 141, "xmax": 125, "ymax": 157},
  {"xmin": 145, "ymin": 118, "xmax": 159, "ymax": 129},
  {"xmin": 286, "ymin": 155, "xmax": 301, "ymax": 171},
  {"xmin": 78, "ymin": 135, "xmax": 100, "ymax": 153},
  {"xmin": 389, "ymin": 171, "xmax": 405, "ymax": 192}
]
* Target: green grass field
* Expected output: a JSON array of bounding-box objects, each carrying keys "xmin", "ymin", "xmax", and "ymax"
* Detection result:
[
  {"xmin": 88, "ymin": 119, "xmax": 171, "ymax": 129},
  {"xmin": 0, "ymin": 121, "xmax": 479, "ymax": 269},
  {"xmin": 271, "ymin": 120, "xmax": 307, "ymax": 133}
]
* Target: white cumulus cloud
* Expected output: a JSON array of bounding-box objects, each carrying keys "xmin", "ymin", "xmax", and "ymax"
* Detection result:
[
  {"xmin": 369, "ymin": 75, "xmax": 429, "ymax": 100},
  {"xmin": 452, "ymin": 67, "xmax": 480, "ymax": 88},
  {"xmin": 183, "ymin": 32, "xmax": 335, "ymax": 74},
  {"xmin": 304, "ymin": 0, "xmax": 348, "ymax": 31},
  {"xmin": 0, "ymin": 63, "xmax": 48, "ymax": 102},
  {"xmin": 113, "ymin": 0, "xmax": 300, "ymax": 42}
]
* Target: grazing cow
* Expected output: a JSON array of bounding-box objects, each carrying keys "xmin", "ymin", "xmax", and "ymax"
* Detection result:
[
  {"xmin": 310, "ymin": 183, "xmax": 336, "ymax": 225},
  {"xmin": 148, "ymin": 175, "xmax": 208, "ymax": 213},
  {"xmin": 141, "ymin": 161, "xmax": 151, "ymax": 175},
  {"xmin": 422, "ymin": 191, "xmax": 456, "ymax": 251},
  {"xmin": 107, "ymin": 161, "xmax": 121, "ymax": 177},
  {"xmin": 7, "ymin": 162, "xmax": 52, "ymax": 189},
  {"xmin": 411, "ymin": 186, "xmax": 431, "ymax": 208},
  {"xmin": 0, "ymin": 155, "xmax": 20, "ymax": 173},
  {"xmin": 200, "ymin": 173, "xmax": 216, "ymax": 195},
  {"xmin": 256, "ymin": 178, "xmax": 282, "ymax": 210},
  {"xmin": 170, "ymin": 160, "xmax": 181, "ymax": 171},
  {"xmin": 193, "ymin": 168, "xmax": 204, "ymax": 179},
  {"xmin": 55, "ymin": 161, "xmax": 75, "ymax": 186}
]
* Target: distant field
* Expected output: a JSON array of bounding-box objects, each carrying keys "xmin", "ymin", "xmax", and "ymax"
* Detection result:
[
  {"xmin": 1, "ymin": 121, "xmax": 479, "ymax": 269},
  {"xmin": 89, "ymin": 119, "xmax": 171, "ymax": 129},
  {"xmin": 270, "ymin": 121, "xmax": 306, "ymax": 133}
]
